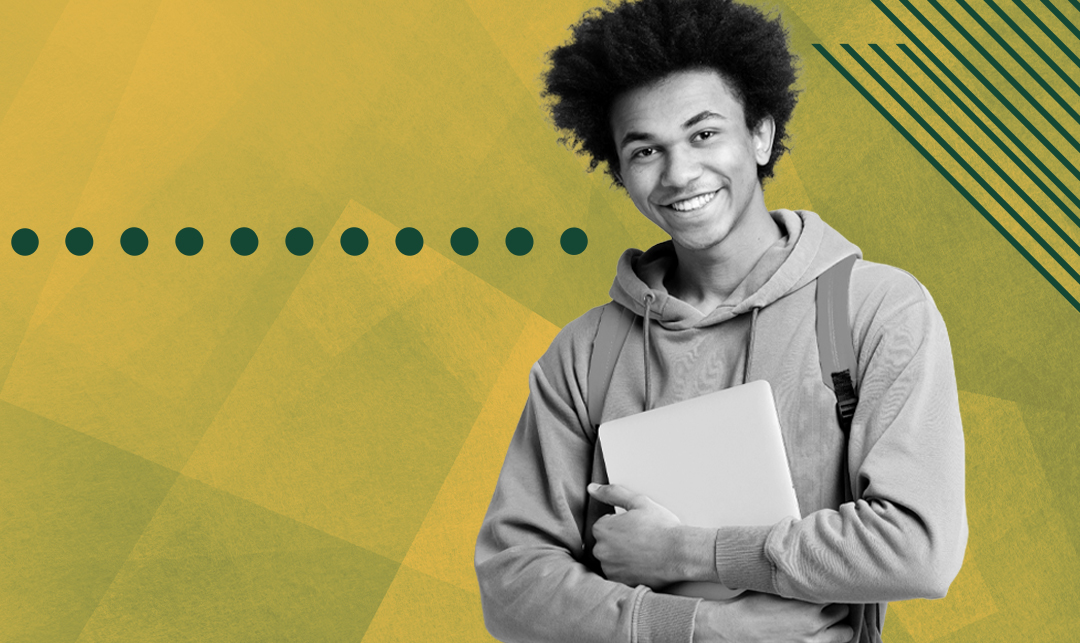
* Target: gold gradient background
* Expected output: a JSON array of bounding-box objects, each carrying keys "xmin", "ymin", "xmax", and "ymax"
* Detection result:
[{"xmin": 1, "ymin": 0, "xmax": 1078, "ymax": 641}]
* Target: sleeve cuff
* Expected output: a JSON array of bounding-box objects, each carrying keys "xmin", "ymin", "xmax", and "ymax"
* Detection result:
[
  {"xmin": 714, "ymin": 525, "xmax": 776, "ymax": 594},
  {"xmin": 633, "ymin": 590, "xmax": 701, "ymax": 643}
]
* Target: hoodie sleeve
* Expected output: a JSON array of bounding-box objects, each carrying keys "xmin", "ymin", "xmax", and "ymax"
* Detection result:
[
  {"xmin": 475, "ymin": 314, "xmax": 702, "ymax": 643},
  {"xmin": 711, "ymin": 271, "xmax": 968, "ymax": 603}
]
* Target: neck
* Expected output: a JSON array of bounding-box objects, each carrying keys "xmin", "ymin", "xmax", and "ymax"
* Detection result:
[{"xmin": 665, "ymin": 195, "xmax": 782, "ymax": 312}]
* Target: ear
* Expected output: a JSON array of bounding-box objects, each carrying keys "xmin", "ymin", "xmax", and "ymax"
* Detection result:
[
  {"xmin": 752, "ymin": 116, "xmax": 775, "ymax": 167},
  {"xmin": 611, "ymin": 163, "xmax": 624, "ymax": 186}
]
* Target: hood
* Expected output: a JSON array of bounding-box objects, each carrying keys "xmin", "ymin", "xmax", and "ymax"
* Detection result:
[{"xmin": 609, "ymin": 210, "xmax": 862, "ymax": 329}]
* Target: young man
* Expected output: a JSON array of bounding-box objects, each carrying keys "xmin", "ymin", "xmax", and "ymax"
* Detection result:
[{"xmin": 475, "ymin": 1, "xmax": 968, "ymax": 641}]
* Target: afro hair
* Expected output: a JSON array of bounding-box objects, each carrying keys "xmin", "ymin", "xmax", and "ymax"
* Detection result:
[{"xmin": 542, "ymin": 0, "xmax": 799, "ymax": 186}]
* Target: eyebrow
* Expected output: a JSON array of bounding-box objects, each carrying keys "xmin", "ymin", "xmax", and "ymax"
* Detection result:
[{"xmin": 618, "ymin": 111, "xmax": 725, "ymax": 150}]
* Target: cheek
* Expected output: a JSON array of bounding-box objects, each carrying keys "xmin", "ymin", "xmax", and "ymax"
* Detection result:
[
  {"xmin": 630, "ymin": 196, "xmax": 662, "ymax": 226},
  {"xmin": 623, "ymin": 180, "xmax": 654, "ymax": 215}
]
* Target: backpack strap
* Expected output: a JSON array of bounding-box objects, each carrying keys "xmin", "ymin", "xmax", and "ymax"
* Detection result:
[
  {"xmin": 587, "ymin": 304, "xmax": 635, "ymax": 428},
  {"xmin": 816, "ymin": 254, "xmax": 859, "ymax": 502},
  {"xmin": 816, "ymin": 254, "xmax": 859, "ymax": 435},
  {"xmin": 587, "ymin": 256, "xmax": 860, "ymax": 445}
]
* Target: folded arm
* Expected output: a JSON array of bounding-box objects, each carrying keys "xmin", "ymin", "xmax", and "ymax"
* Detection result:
[
  {"xmin": 716, "ymin": 289, "xmax": 968, "ymax": 603},
  {"xmin": 475, "ymin": 357, "xmax": 701, "ymax": 643},
  {"xmin": 584, "ymin": 288, "xmax": 967, "ymax": 604}
]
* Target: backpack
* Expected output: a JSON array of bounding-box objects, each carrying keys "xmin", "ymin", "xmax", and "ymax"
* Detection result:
[{"xmin": 586, "ymin": 254, "xmax": 860, "ymax": 498}]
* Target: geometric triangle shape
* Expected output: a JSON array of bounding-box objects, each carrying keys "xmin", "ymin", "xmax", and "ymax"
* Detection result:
[
  {"xmin": 76, "ymin": 475, "xmax": 398, "ymax": 643},
  {"xmin": 360, "ymin": 565, "xmax": 498, "ymax": 643},
  {"xmin": 890, "ymin": 549, "xmax": 998, "ymax": 642},
  {"xmin": 182, "ymin": 304, "xmax": 483, "ymax": 562},
  {"xmin": 27, "ymin": 0, "xmax": 272, "ymax": 331},
  {"xmin": 0, "ymin": 400, "xmax": 178, "ymax": 643},
  {"xmin": 961, "ymin": 390, "xmax": 1051, "ymax": 542},
  {"xmin": 952, "ymin": 390, "xmax": 1080, "ymax": 640},
  {"xmin": 402, "ymin": 313, "xmax": 559, "ymax": 592},
  {"xmin": 405, "ymin": 264, "xmax": 533, "ymax": 406},
  {"xmin": 765, "ymin": 152, "xmax": 815, "ymax": 212}
]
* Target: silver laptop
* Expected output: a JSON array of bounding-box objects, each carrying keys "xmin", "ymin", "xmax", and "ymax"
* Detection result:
[{"xmin": 598, "ymin": 379, "xmax": 801, "ymax": 600}]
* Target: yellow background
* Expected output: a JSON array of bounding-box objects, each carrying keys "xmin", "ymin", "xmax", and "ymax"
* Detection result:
[{"xmin": 1, "ymin": 0, "xmax": 1078, "ymax": 641}]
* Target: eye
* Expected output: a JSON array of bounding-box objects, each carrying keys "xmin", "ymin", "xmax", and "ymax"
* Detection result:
[
  {"xmin": 693, "ymin": 130, "xmax": 718, "ymax": 142},
  {"xmin": 630, "ymin": 147, "xmax": 657, "ymax": 160}
]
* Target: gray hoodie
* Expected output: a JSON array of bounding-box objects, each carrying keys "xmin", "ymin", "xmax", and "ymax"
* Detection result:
[{"xmin": 476, "ymin": 210, "xmax": 968, "ymax": 643}]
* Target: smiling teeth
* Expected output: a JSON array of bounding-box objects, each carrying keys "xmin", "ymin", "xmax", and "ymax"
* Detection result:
[{"xmin": 670, "ymin": 191, "xmax": 717, "ymax": 212}]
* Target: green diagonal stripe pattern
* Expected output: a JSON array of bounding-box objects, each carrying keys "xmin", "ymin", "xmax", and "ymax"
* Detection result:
[
  {"xmin": 873, "ymin": 0, "xmax": 1080, "ymax": 164},
  {"xmin": 842, "ymin": 44, "xmax": 1080, "ymax": 289},
  {"xmin": 813, "ymin": 44, "xmax": 1080, "ymax": 314},
  {"xmin": 920, "ymin": 0, "xmax": 1080, "ymax": 153},
  {"xmin": 952, "ymin": 0, "xmax": 1080, "ymax": 115},
  {"xmin": 1036, "ymin": 0, "xmax": 1080, "ymax": 41},
  {"xmin": 982, "ymin": 0, "xmax": 1080, "ymax": 95},
  {"xmin": 876, "ymin": 0, "xmax": 1080, "ymax": 187},
  {"xmin": 1009, "ymin": 0, "xmax": 1080, "ymax": 69},
  {"xmin": 897, "ymin": 43, "xmax": 1080, "ymax": 215},
  {"xmin": 869, "ymin": 44, "xmax": 1080, "ymax": 254},
  {"xmin": 821, "ymin": 0, "xmax": 1080, "ymax": 314}
]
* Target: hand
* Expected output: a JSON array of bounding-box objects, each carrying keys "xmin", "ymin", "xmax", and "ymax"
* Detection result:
[
  {"xmin": 694, "ymin": 593, "xmax": 853, "ymax": 643},
  {"xmin": 588, "ymin": 483, "xmax": 715, "ymax": 588}
]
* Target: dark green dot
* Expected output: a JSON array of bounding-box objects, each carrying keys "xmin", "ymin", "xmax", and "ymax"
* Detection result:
[
  {"xmin": 286, "ymin": 227, "xmax": 313, "ymax": 256},
  {"xmin": 231, "ymin": 227, "xmax": 258, "ymax": 256},
  {"xmin": 396, "ymin": 227, "xmax": 423, "ymax": 256},
  {"xmin": 560, "ymin": 227, "xmax": 588, "ymax": 255},
  {"xmin": 505, "ymin": 227, "xmax": 533, "ymax": 256},
  {"xmin": 121, "ymin": 227, "xmax": 148, "ymax": 256},
  {"xmin": 11, "ymin": 228, "xmax": 38, "ymax": 256},
  {"xmin": 340, "ymin": 227, "xmax": 368, "ymax": 256},
  {"xmin": 451, "ymin": 227, "xmax": 478, "ymax": 256},
  {"xmin": 66, "ymin": 227, "xmax": 93, "ymax": 256},
  {"xmin": 175, "ymin": 227, "xmax": 203, "ymax": 256}
]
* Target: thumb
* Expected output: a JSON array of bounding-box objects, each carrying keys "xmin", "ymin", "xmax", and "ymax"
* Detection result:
[{"xmin": 587, "ymin": 483, "xmax": 647, "ymax": 510}]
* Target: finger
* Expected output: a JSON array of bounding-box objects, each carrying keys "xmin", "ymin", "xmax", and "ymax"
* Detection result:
[
  {"xmin": 819, "ymin": 603, "xmax": 850, "ymax": 625},
  {"xmin": 822, "ymin": 625, "xmax": 854, "ymax": 643},
  {"xmin": 592, "ymin": 516, "xmax": 610, "ymax": 538},
  {"xmin": 587, "ymin": 483, "xmax": 646, "ymax": 510}
]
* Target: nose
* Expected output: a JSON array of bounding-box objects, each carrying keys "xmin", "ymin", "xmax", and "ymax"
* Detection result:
[{"xmin": 660, "ymin": 147, "xmax": 703, "ymax": 188}]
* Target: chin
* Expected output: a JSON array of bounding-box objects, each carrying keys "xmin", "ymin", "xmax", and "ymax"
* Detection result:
[
  {"xmin": 671, "ymin": 223, "xmax": 733, "ymax": 252},
  {"xmin": 671, "ymin": 233, "xmax": 725, "ymax": 253}
]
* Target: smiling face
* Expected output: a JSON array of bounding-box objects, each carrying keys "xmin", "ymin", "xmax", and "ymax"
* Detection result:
[{"xmin": 610, "ymin": 69, "xmax": 775, "ymax": 257}]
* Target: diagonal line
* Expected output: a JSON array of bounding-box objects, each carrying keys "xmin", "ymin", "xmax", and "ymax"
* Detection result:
[
  {"xmin": 69, "ymin": 474, "xmax": 182, "ymax": 643},
  {"xmin": 1036, "ymin": 0, "xmax": 1080, "ymax": 40},
  {"xmin": 1008, "ymin": 0, "xmax": 1080, "ymax": 69},
  {"xmin": 954, "ymin": 0, "xmax": 1080, "ymax": 110},
  {"xmin": 898, "ymin": 45, "xmax": 1080, "ymax": 222},
  {"xmin": 0, "ymin": 0, "xmax": 166, "ymax": 395},
  {"xmin": 979, "ymin": 0, "xmax": 1080, "ymax": 96},
  {"xmin": 872, "ymin": 0, "xmax": 1080, "ymax": 181},
  {"xmin": 71, "ymin": 470, "xmax": 402, "ymax": 641},
  {"xmin": 397, "ymin": 318, "xmax": 544, "ymax": 580},
  {"xmin": 0, "ymin": 0, "xmax": 76, "ymax": 124},
  {"xmin": 841, "ymin": 44, "xmax": 1080, "ymax": 287},
  {"xmin": 70, "ymin": 479, "xmax": 181, "ymax": 643},
  {"xmin": 873, "ymin": 44, "xmax": 1080, "ymax": 251},
  {"xmin": 899, "ymin": 43, "xmax": 1080, "ymax": 210},
  {"xmin": 920, "ymin": 0, "xmax": 1080, "ymax": 149},
  {"xmin": 813, "ymin": 44, "xmax": 1080, "ymax": 314}
]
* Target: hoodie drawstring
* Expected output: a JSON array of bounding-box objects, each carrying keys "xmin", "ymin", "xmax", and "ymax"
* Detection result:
[
  {"xmin": 643, "ymin": 297, "xmax": 758, "ymax": 408},
  {"xmin": 643, "ymin": 293, "xmax": 655, "ymax": 412},
  {"xmin": 744, "ymin": 307, "xmax": 760, "ymax": 383}
]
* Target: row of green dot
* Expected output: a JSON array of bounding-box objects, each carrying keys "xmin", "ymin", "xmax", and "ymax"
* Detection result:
[{"xmin": 9, "ymin": 227, "xmax": 588, "ymax": 257}]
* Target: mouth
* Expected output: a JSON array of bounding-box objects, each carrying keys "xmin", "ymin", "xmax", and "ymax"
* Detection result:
[{"xmin": 665, "ymin": 189, "xmax": 720, "ymax": 212}]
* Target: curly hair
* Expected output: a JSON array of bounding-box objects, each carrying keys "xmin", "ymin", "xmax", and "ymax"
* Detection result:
[{"xmin": 543, "ymin": 0, "xmax": 799, "ymax": 186}]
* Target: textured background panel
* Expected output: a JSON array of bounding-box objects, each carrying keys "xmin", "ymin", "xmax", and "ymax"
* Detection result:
[{"xmin": 2, "ymin": 0, "xmax": 1078, "ymax": 641}]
